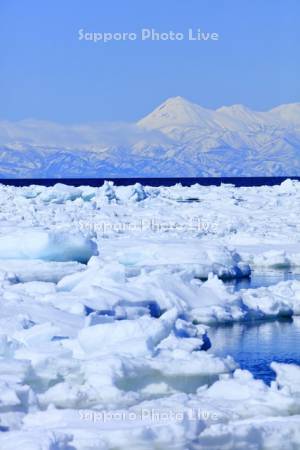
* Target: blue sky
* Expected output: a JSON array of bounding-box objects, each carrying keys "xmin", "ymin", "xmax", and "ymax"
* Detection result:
[{"xmin": 0, "ymin": 0, "xmax": 299, "ymax": 122}]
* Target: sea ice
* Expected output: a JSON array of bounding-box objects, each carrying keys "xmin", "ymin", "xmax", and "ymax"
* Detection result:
[
  {"xmin": 0, "ymin": 229, "xmax": 97, "ymax": 263},
  {"xmin": 0, "ymin": 180, "xmax": 299, "ymax": 449}
]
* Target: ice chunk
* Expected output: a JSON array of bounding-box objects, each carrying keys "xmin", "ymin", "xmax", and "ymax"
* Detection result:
[
  {"xmin": 78, "ymin": 309, "xmax": 178, "ymax": 356},
  {"xmin": 38, "ymin": 183, "xmax": 82, "ymax": 203},
  {"xmin": 116, "ymin": 183, "xmax": 148, "ymax": 202},
  {"xmin": 271, "ymin": 362, "xmax": 300, "ymax": 395},
  {"xmin": 0, "ymin": 430, "xmax": 73, "ymax": 450},
  {"xmin": 0, "ymin": 229, "xmax": 97, "ymax": 263},
  {"xmin": 100, "ymin": 239, "xmax": 250, "ymax": 280},
  {"xmin": 0, "ymin": 259, "xmax": 84, "ymax": 282}
]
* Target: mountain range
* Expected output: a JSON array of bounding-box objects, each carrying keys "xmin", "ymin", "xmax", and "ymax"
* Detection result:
[{"xmin": 1, "ymin": 96, "xmax": 300, "ymax": 177}]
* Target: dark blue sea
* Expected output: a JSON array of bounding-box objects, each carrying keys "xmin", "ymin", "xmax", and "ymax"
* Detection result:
[
  {"xmin": 208, "ymin": 318, "xmax": 300, "ymax": 385},
  {"xmin": 1, "ymin": 176, "xmax": 300, "ymax": 187},
  {"xmin": 210, "ymin": 269, "xmax": 300, "ymax": 384}
]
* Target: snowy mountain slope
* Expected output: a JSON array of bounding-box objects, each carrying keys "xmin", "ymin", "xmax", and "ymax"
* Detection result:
[
  {"xmin": 138, "ymin": 97, "xmax": 300, "ymax": 145},
  {"xmin": 1, "ymin": 97, "xmax": 300, "ymax": 177}
]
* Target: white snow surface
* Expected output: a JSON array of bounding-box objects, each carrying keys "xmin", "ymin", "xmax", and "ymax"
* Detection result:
[{"xmin": 0, "ymin": 180, "xmax": 300, "ymax": 448}]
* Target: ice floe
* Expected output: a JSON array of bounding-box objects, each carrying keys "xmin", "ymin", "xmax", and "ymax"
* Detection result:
[
  {"xmin": 0, "ymin": 229, "xmax": 97, "ymax": 263},
  {"xmin": 0, "ymin": 180, "xmax": 299, "ymax": 448}
]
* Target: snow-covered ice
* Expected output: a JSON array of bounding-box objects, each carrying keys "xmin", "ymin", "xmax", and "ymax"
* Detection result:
[
  {"xmin": 0, "ymin": 180, "xmax": 300, "ymax": 449},
  {"xmin": 0, "ymin": 229, "xmax": 97, "ymax": 263}
]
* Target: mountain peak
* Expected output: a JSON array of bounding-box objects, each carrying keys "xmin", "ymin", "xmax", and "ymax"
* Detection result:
[
  {"xmin": 162, "ymin": 96, "xmax": 192, "ymax": 106},
  {"xmin": 138, "ymin": 96, "xmax": 215, "ymax": 129},
  {"xmin": 269, "ymin": 103, "xmax": 300, "ymax": 126},
  {"xmin": 153, "ymin": 96, "xmax": 200, "ymax": 113}
]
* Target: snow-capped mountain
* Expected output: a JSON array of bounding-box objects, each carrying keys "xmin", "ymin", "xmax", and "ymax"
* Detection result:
[{"xmin": 1, "ymin": 97, "xmax": 300, "ymax": 177}]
